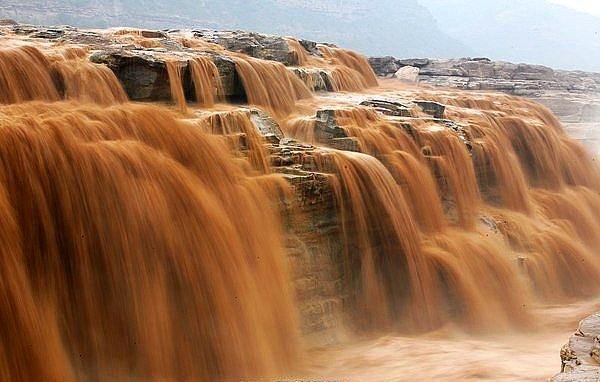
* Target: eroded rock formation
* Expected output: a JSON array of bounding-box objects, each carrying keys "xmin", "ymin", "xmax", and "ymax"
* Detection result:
[
  {"xmin": 369, "ymin": 56, "xmax": 600, "ymax": 156},
  {"xmin": 553, "ymin": 314, "xmax": 600, "ymax": 381}
]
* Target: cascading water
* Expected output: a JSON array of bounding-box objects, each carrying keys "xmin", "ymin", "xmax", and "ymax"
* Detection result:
[
  {"xmin": 188, "ymin": 56, "xmax": 223, "ymax": 107},
  {"xmin": 233, "ymin": 56, "xmax": 312, "ymax": 115},
  {"xmin": 165, "ymin": 60, "xmax": 188, "ymax": 112},
  {"xmin": 0, "ymin": 25, "xmax": 598, "ymax": 382},
  {"xmin": 0, "ymin": 43, "xmax": 300, "ymax": 381}
]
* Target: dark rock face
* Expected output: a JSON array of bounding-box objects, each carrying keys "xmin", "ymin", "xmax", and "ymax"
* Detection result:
[
  {"xmin": 314, "ymin": 109, "xmax": 361, "ymax": 152},
  {"xmin": 290, "ymin": 67, "xmax": 331, "ymax": 92},
  {"xmin": 90, "ymin": 49, "xmax": 244, "ymax": 102},
  {"xmin": 210, "ymin": 55, "xmax": 244, "ymax": 99},
  {"xmin": 368, "ymin": 56, "xmax": 399, "ymax": 76},
  {"xmin": 264, "ymin": 131, "xmax": 347, "ymax": 343},
  {"xmin": 281, "ymin": 165, "xmax": 345, "ymax": 343},
  {"xmin": 299, "ymin": 39, "xmax": 321, "ymax": 57},
  {"xmin": 90, "ymin": 50, "xmax": 173, "ymax": 101},
  {"xmin": 552, "ymin": 313, "xmax": 600, "ymax": 381},
  {"xmin": 397, "ymin": 58, "xmax": 431, "ymax": 68},
  {"xmin": 414, "ymin": 100, "xmax": 445, "ymax": 119}
]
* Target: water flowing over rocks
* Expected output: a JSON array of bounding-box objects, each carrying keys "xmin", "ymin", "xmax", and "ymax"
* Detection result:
[
  {"xmin": 90, "ymin": 50, "xmax": 243, "ymax": 101},
  {"xmin": 369, "ymin": 56, "xmax": 600, "ymax": 94},
  {"xmin": 191, "ymin": 30, "xmax": 301, "ymax": 65},
  {"xmin": 0, "ymin": 20, "xmax": 599, "ymax": 381}
]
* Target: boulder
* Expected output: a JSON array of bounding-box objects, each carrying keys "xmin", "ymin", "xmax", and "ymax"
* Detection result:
[
  {"xmin": 299, "ymin": 39, "xmax": 322, "ymax": 57},
  {"xmin": 314, "ymin": 109, "xmax": 361, "ymax": 152},
  {"xmin": 90, "ymin": 50, "xmax": 174, "ymax": 101},
  {"xmin": 90, "ymin": 50, "xmax": 244, "ymax": 102},
  {"xmin": 368, "ymin": 56, "xmax": 399, "ymax": 77},
  {"xmin": 30, "ymin": 28, "xmax": 65, "ymax": 39},
  {"xmin": 290, "ymin": 67, "xmax": 329, "ymax": 92},
  {"xmin": 139, "ymin": 30, "xmax": 167, "ymax": 39},
  {"xmin": 552, "ymin": 313, "xmax": 600, "ymax": 381},
  {"xmin": 359, "ymin": 98, "xmax": 445, "ymax": 119},
  {"xmin": 397, "ymin": 58, "xmax": 431, "ymax": 68},
  {"xmin": 394, "ymin": 66, "xmax": 419, "ymax": 83},
  {"xmin": 250, "ymin": 108, "xmax": 285, "ymax": 141},
  {"xmin": 414, "ymin": 100, "xmax": 445, "ymax": 119}
]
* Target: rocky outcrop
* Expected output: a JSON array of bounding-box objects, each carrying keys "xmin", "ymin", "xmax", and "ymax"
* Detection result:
[
  {"xmin": 90, "ymin": 50, "xmax": 175, "ymax": 101},
  {"xmin": 182, "ymin": 107, "xmax": 347, "ymax": 342},
  {"xmin": 359, "ymin": 98, "xmax": 445, "ymax": 119},
  {"xmin": 369, "ymin": 56, "xmax": 600, "ymax": 155},
  {"xmin": 191, "ymin": 30, "xmax": 301, "ymax": 66},
  {"xmin": 301, "ymin": 99, "xmax": 457, "ymax": 154},
  {"xmin": 91, "ymin": 49, "xmax": 245, "ymax": 102},
  {"xmin": 552, "ymin": 313, "xmax": 600, "ymax": 381},
  {"xmin": 290, "ymin": 67, "xmax": 331, "ymax": 92},
  {"xmin": 369, "ymin": 56, "xmax": 600, "ymax": 95},
  {"xmin": 279, "ymin": 157, "xmax": 346, "ymax": 344},
  {"xmin": 270, "ymin": 134, "xmax": 348, "ymax": 344},
  {"xmin": 8, "ymin": 23, "xmax": 113, "ymax": 47}
]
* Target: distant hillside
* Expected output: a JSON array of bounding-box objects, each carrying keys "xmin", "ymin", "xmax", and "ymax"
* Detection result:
[
  {"xmin": 420, "ymin": 0, "xmax": 600, "ymax": 72},
  {"xmin": 0, "ymin": 0, "xmax": 470, "ymax": 58}
]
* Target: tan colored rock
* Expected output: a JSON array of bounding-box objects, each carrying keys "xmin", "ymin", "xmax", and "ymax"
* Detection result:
[
  {"xmin": 552, "ymin": 313, "xmax": 600, "ymax": 381},
  {"xmin": 394, "ymin": 65, "xmax": 419, "ymax": 83}
]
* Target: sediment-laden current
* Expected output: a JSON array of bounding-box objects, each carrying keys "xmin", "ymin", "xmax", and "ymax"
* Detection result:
[{"xmin": 0, "ymin": 24, "xmax": 598, "ymax": 381}]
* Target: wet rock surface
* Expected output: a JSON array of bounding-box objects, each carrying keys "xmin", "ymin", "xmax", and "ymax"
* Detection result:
[
  {"xmin": 552, "ymin": 313, "xmax": 600, "ymax": 381},
  {"xmin": 90, "ymin": 50, "xmax": 174, "ymax": 101},
  {"xmin": 290, "ymin": 67, "xmax": 331, "ymax": 92},
  {"xmin": 359, "ymin": 98, "xmax": 445, "ymax": 119},
  {"xmin": 90, "ymin": 49, "xmax": 244, "ymax": 102}
]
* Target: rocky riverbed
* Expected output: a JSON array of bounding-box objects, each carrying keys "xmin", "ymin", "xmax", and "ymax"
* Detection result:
[
  {"xmin": 0, "ymin": 21, "xmax": 598, "ymax": 381},
  {"xmin": 369, "ymin": 56, "xmax": 600, "ymax": 158}
]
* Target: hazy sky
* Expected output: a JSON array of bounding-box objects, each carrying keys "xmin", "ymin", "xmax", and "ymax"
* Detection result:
[{"xmin": 549, "ymin": 0, "xmax": 600, "ymax": 16}]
